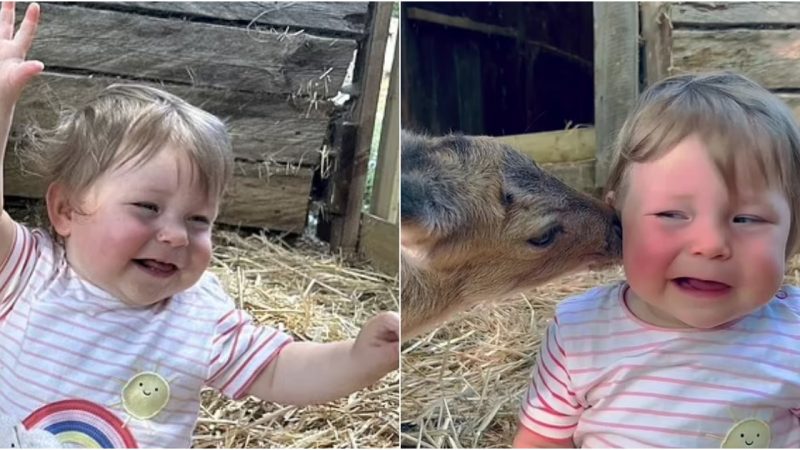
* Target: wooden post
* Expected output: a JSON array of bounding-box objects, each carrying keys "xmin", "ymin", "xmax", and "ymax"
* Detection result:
[
  {"xmin": 593, "ymin": 2, "xmax": 639, "ymax": 193},
  {"xmin": 328, "ymin": 3, "xmax": 393, "ymax": 252},
  {"xmin": 641, "ymin": 2, "xmax": 673, "ymax": 86},
  {"xmin": 370, "ymin": 39, "xmax": 400, "ymax": 223}
]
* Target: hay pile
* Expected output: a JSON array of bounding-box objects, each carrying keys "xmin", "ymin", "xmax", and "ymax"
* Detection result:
[
  {"xmin": 193, "ymin": 229, "xmax": 399, "ymax": 448},
  {"xmin": 400, "ymin": 257, "xmax": 800, "ymax": 448}
]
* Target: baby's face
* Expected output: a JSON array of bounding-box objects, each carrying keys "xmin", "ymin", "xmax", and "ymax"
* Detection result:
[
  {"xmin": 56, "ymin": 145, "xmax": 218, "ymax": 306},
  {"xmin": 617, "ymin": 134, "xmax": 790, "ymax": 328}
]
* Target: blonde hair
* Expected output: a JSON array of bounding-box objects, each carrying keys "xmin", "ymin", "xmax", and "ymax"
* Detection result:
[
  {"xmin": 25, "ymin": 83, "xmax": 233, "ymax": 214},
  {"xmin": 605, "ymin": 71, "xmax": 800, "ymax": 257}
]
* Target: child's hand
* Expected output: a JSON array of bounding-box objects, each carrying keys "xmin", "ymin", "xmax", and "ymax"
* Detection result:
[
  {"xmin": 0, "ymin": 1, "xmax": 42, "ymax": 105},
  {"xmin": 351, "ymin": 311, "xmax": 400, "ymax": 378}
]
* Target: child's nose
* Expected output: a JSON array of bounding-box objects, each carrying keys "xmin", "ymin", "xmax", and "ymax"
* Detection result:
[
  {"xmin": 157, "ymin": 223, "xmax": 189, "ymax": 247},
  {"xmin": 689, "ymin": 220, "xmax": 731, "ymax": 260}
]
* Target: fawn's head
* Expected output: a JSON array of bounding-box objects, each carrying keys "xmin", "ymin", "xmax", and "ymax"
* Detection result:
[{"xmin": 401, "ymin": 131, "xmax": 622, "ymax": 337}]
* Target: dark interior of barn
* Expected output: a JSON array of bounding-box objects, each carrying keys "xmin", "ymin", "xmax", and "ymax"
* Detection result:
[{"xmin": 401, "ymin": 2, "xmax": 594, "ymax": 137}]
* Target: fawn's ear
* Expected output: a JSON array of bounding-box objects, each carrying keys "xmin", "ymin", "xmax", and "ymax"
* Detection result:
[
  {"xmin": 46, "ymin": 182, "xmax": 75, "ymax": 238},
  {"xmin": 605, "ymin": 190, "xmax": 616, "ymax": 207}
]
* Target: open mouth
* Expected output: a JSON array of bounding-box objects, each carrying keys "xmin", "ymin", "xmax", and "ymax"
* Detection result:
[
  {"xmin": 673, "ymin": 277, "xmax": 731, "ymax": 298},
  {"xmin": 133, "ymin": 259, "xmax": 178, "ymax": 277}
]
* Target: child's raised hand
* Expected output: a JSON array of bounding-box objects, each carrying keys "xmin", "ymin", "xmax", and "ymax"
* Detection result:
[
  {"xmin": 0, "ymin": 1, "xmax": 42, "ymax": 104},
  {"xmin": 351, "ymin": 311, "xmax": 400, "ymax": 377}
]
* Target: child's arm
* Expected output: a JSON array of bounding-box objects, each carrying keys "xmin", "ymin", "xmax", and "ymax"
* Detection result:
[
  {"xmin": 246, "ymin": 311, "xmax": 398, "ymax": 406},
  {"xmin": 0, "ymin": 1, "xmax": 43, "ymax": 261},
  {"xmin": 513, "ymin": 424, "xmax": 575, "ymax": 448}
]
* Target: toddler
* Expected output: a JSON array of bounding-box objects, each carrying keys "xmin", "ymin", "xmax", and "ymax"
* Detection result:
[
  {"xmin": 0, "ymin": 2, "xmax": 398, "ymax": 447},
  {"xmin": 514, "ymin": 71, "xmax": 800, "ymax": 448}
]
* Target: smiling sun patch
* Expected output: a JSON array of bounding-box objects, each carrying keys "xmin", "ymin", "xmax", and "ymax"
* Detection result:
[
  {"xmin": 721, "ymin": 418, "xmax": 771, "ymax": 448},
  {"xmin": 121, "ymin": 371, "xmax": 171, "ymax": 420}
]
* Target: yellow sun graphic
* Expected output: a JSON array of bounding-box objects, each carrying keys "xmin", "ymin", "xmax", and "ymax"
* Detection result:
[{"xmin": 706, "ymin": 408, "xmax": 772, "ymax": 448}]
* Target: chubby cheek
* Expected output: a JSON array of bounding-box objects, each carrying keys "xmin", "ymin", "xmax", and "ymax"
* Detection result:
[
  {"xmin": 622, "ymin": 218, "xmax": 680, "ymax": 290},
  {"xmin": 189, "ymin": 233, "xmax": 213, "ymax": 270}
]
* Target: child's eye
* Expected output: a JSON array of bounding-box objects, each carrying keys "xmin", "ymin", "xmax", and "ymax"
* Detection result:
[
  {"xmin": 655, "ymin": 211, "xmax": 686, "ymax": 220},
  {"xmin": 133, "ymin": 202, "xmax": 159, "ymax": 213},
  {"xmin": 733, "ymin": 215, "xmax": 764, "ymax": 224},
  {"xmin": 190, "ymin": 215, "xmax": 211, "ymax": 226}
]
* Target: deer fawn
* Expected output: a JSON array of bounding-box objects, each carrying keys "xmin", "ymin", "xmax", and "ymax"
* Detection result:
[{"xmin": 401, "ymin": 131, "xmax": 623, "ymax": 341}]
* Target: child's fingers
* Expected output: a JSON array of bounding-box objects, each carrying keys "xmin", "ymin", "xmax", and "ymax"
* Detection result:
[
  {"xmin": 11, "ymin": 59, "xmax": 42, "ymax": 88},
  {"xmin": 13, "ymin": 2, "xmax": 38, "ymax": 54},
  {"xmin": 0, "ymin": 2, "xmax": 15, "ymax": 41}
]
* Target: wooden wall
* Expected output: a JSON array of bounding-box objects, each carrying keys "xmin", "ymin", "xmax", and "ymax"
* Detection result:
[
  {"xmin": 8, "ymin": 2, "xmax": 369, "ymax": 233},
  {"xmin": 654, "ymin": 2, "xmax": 800, "ymax": 123}
]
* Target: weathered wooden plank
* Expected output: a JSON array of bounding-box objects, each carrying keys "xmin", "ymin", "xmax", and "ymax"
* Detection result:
[
  {"xmin": 114, "ymin": 2, "xmax": 369, "ymax": 37},
  {"xmin": 3, "ymin": 148, "xmax": 312, "ymax": 232},
  {"xmin": 14, "ymin": 73, "xmax": 329, "ymax": 165},
  {"xmin": 218, "ymin": 162, "xmax": 312, "ymax": 231},
  {"xmin": 641, "ymin": 2, "xmax": 673, "ymax": 86},
  {"xmin": 495, "ymin": 128, "xmax": 595, "ymax": 164},
  {"xmin": 593, "ymin": 3, "xmax": 639, "ymax": 190},
  {"xmin": 359, "ymin": 213, "xmax": 398, "ymax": 276},
  {"xmin": 672, "ymin": 2, "xmax": 800, "ymax": 26},
  {"xmin": 672, "ymin": 29, "xmax": 800, "ymax": 90},
  {"xmin": 24, "ymin": 3, "xmax": 357, "ymax": 95}
]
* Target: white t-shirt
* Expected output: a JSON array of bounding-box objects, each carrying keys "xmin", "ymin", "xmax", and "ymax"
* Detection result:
[
  {"xmin": 520, "ymin": 282, "xmax": 800, "ymax": 448},
  {"xmin": 0, "ymin": 223, "xmax": 292, "ymax": 447}
]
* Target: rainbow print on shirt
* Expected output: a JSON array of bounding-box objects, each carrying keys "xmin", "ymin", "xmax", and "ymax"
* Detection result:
[{"xmin": 23, "ymin": 399, "xmax": 138, "ymax": 448}]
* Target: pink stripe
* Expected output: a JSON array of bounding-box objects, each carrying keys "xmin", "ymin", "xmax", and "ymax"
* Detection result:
[
  {"xmin": 520, "ymin": 407, "xmax": 576, "ymax": 430},
  {"xmin": 561, "ymin": 326, "xmax": 649, "ymax": 343},
  {"xmin": 526, "ymin": 383, "xmax": 567, "ymax": 417},
  {"xmin": 220, "ymin": 330, "xmax": 280, "ymax": 394},
  {"xmin": 541, "ymin": 353, "xmax": 573, "ymax": 396},
  {"xmin": 52, "ymin": 299, "xmax": 209, "ymax": 352},
  {"xmin": 525, "ymin": 389, "xmax": 569, "ymax": 417},
  {"xmin": 535, "ymin": 362, "xmax": 578, "ymax": 409},
  {"xmin": 207, "ymin": 314, "xmax": 244, "ymax": 382},
  {"xmin": 32, "ymin": 309, "xmax": 207, "ymax": 367},
  {"xmin": 233, "ymin": 338, "xmax": 292, "ymax": 399},
  {"xmin": 597, "ymin": 406, "xmax": 736, "ymax": 423},
  {"xmin": 606, "ymin": 390, "xmax": 775, "ymax": 409},
  {"xmin": 581, "ymin": 417, "xmax": 709, "ymax": 438},
  {"xmin": 545, "ymin": 331, "xmax": 569, "ymax": 377},
  {"xmin": 594, "ymin": 374, "xmax": 775, "ymax": 399},
  {"xmin": 573, "ymin": 363, "xmax": 800, "ymax": 390}
]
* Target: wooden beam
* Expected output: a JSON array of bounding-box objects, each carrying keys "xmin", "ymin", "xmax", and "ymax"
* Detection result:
[
  {"xmin": 495, "ymin": 128, "xmax": 595, "ymax": 164},
  {"xmin": 15, "ymin": 73, "xmax": 329, "ymax": 165},
  {"xmin": 21, "ymin": 3, "xmax": 356, "ymax": 95},
  {"xmin": 370, "ymin": 39, "xmax": 400, "ymax": 222},
  {"xmin": 641, "ymin": 2, "xmax": 673, "ymax": 86},
  {"xmin": 4, "ymin": 149, "xmax": 313, "ymax": 232},
  {"xmin": 671, "ymin": 2, "xmax": 800, "ymax": 26},
  {"xmin": 593, "ymin": 3, "xmax": 639, "ymax": 191},
  {"xmin": 329, "ymin": 3, "xmax": 393, "ymax": 252}
]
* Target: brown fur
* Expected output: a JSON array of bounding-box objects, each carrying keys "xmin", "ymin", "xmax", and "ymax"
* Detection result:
[{"xmin": 401, "ymin": 131, "xmax": 622, "ymax": 341}]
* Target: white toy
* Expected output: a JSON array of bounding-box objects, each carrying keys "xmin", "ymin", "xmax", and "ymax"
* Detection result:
[{"xmin": 0, "ymin": 415, "xmax": 62, "ymax": 448}]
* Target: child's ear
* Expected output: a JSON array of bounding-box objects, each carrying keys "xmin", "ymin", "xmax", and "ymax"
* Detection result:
[{"xmin": 46, "ymin": 182, "xmax": 73, "ymax": 237}]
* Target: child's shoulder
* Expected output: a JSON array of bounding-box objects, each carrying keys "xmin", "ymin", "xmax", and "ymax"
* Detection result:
[{"xmin": 553, "ymin": 281, "xmax": 624, "ymax": 320}]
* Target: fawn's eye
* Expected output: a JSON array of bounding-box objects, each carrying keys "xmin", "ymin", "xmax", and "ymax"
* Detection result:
[{"xmin": 528, "ymin": 225, "xmax": 563, "ymax": 248}]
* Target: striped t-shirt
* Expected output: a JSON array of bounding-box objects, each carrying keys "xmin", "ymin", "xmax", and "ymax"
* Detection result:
[
  {"xmin": 520, "ymin": 282, "xmax": 800, "ymax": 448},
  {"xmin": 0, "ymin": 223, "xmax": 292, "ymax": 447}
]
